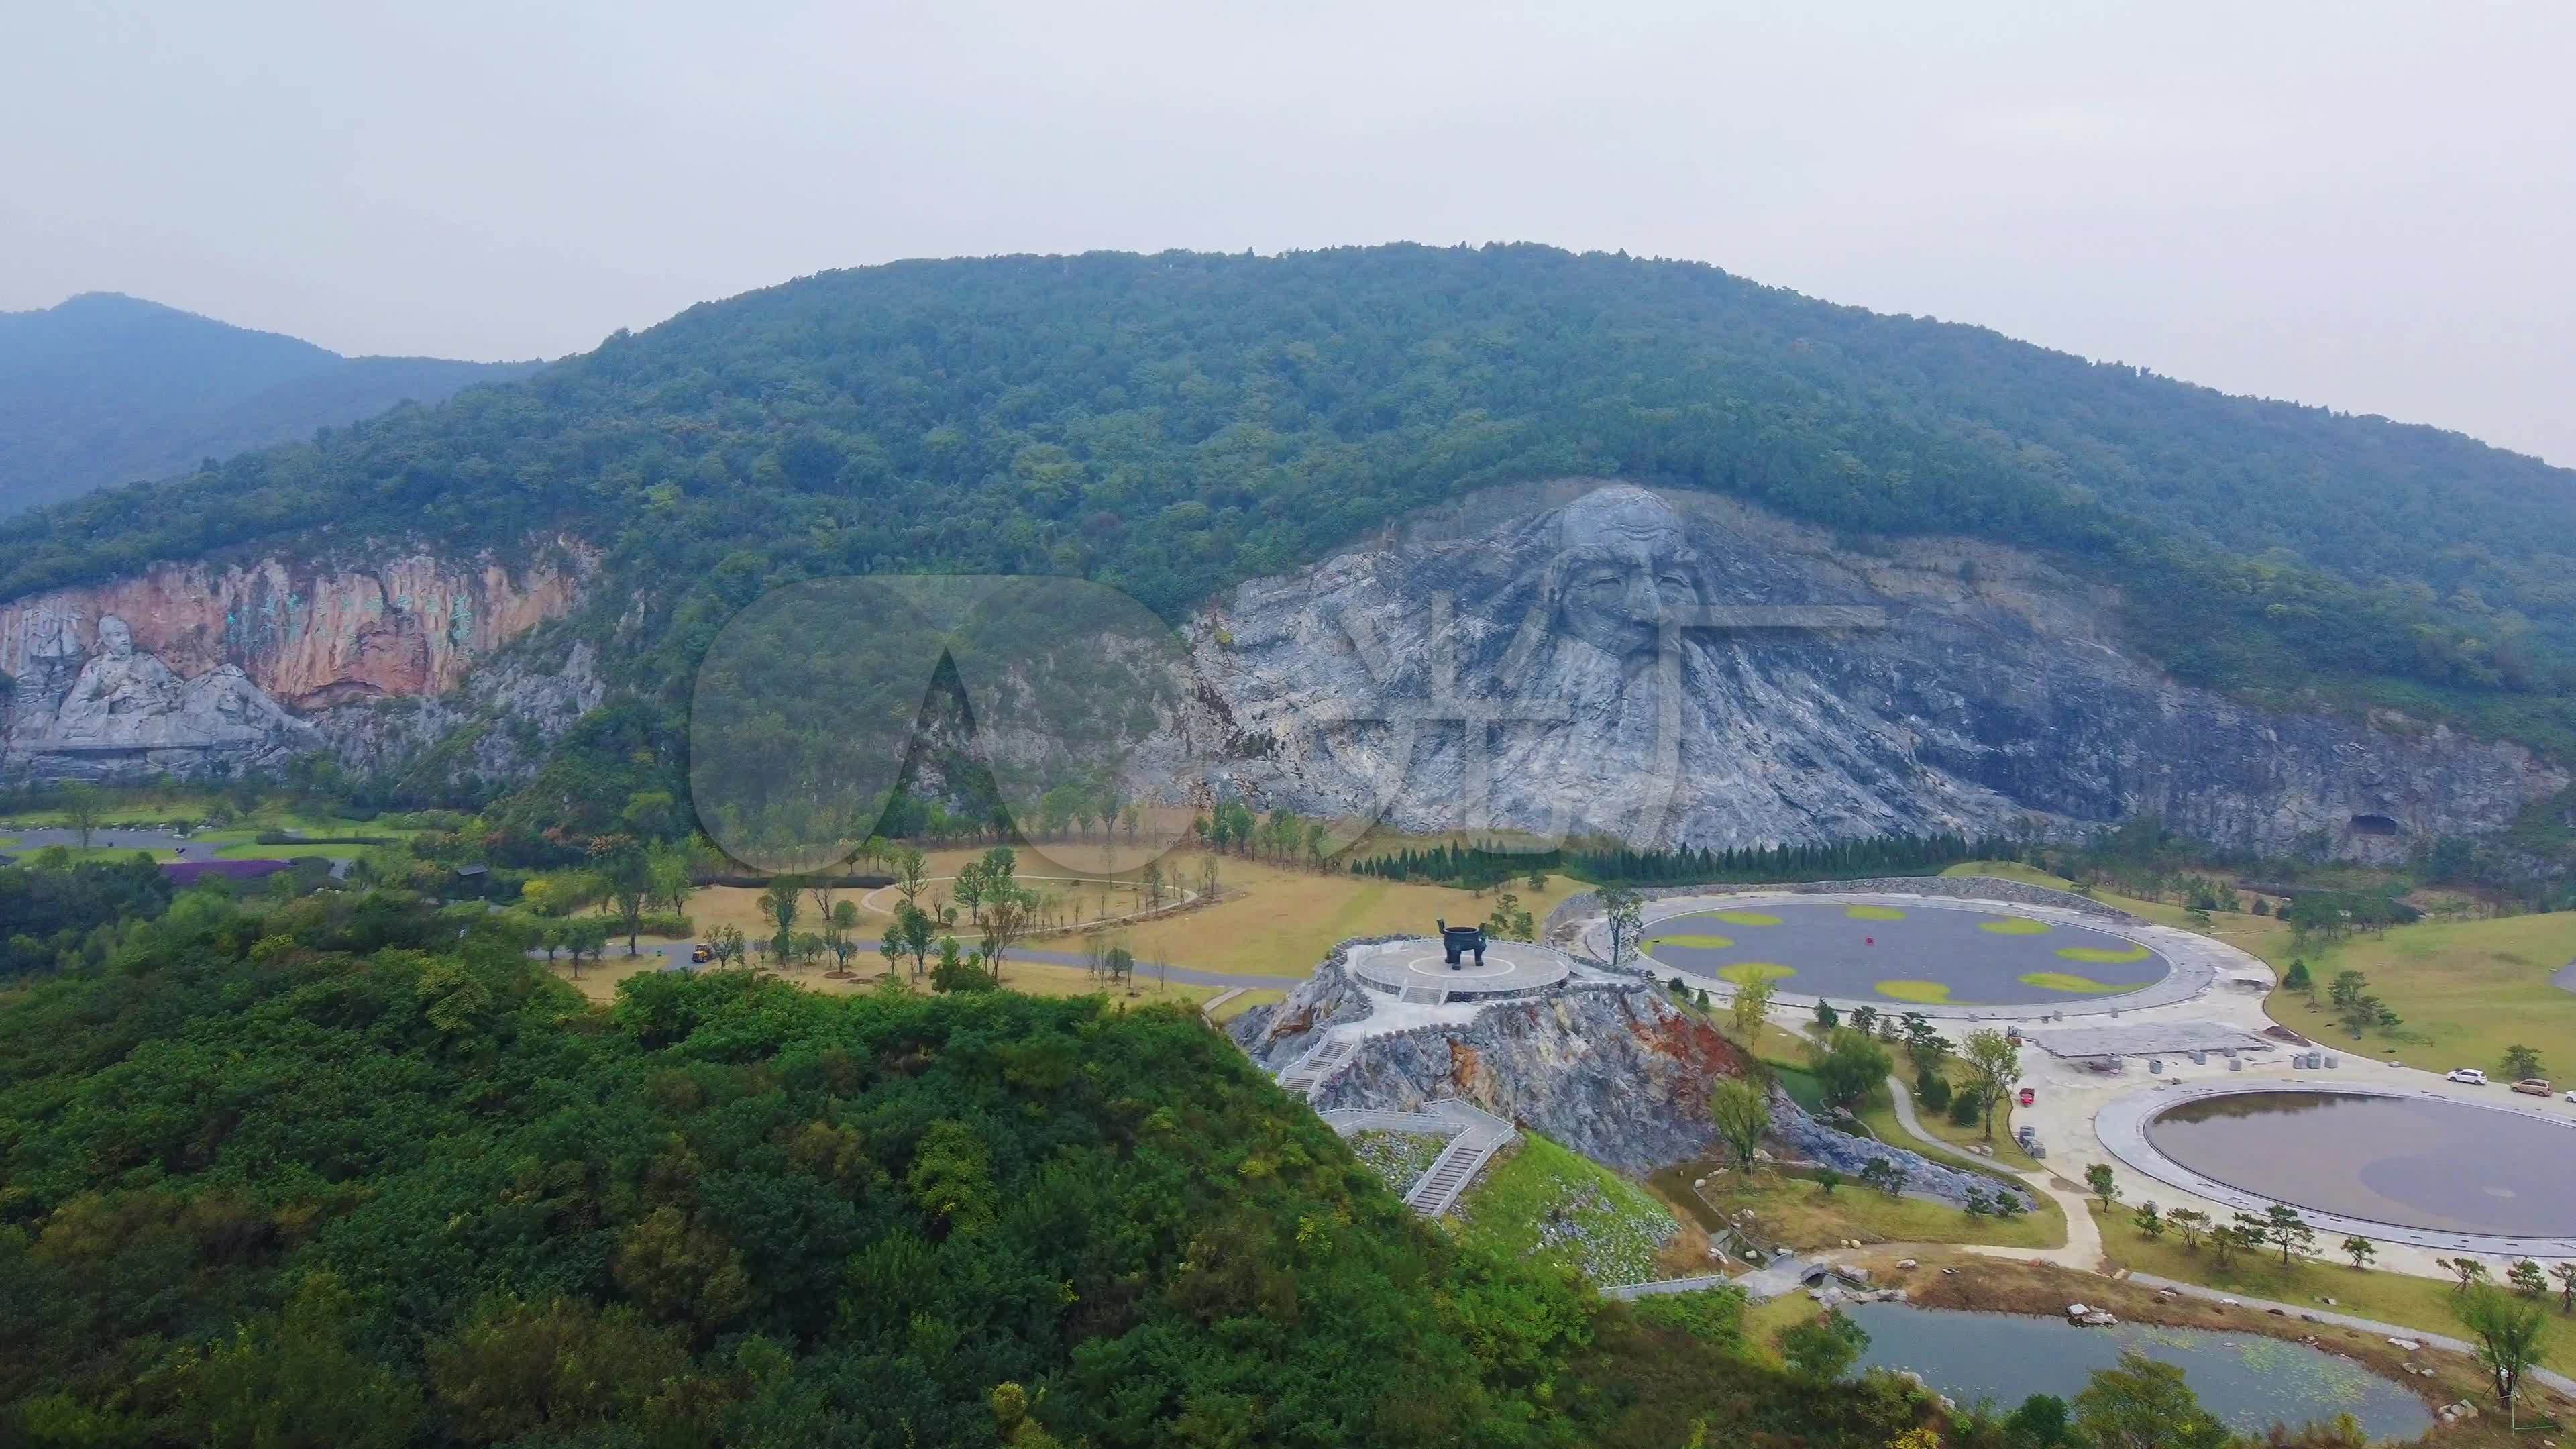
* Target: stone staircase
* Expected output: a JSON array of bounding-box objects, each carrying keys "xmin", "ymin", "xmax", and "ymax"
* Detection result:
[
  {"xmin": 1316, "ymin": 1097, "xmax": 1518, "ymax": 1218},
  {"xmin": 1277, "ymin": 1034, "xmax": 1360, "ymax": 1097},
  {"xmin": 1401, "ymin": 1099, "xmax": 1515, "ymax": 1216},
  {"xmin": 1399, "ymin": 985, "xmax": 1447, "ymax": 1004}
]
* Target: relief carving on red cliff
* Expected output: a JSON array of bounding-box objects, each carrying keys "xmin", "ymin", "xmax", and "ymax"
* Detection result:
[{"xmin": 0, "ymin": 543, "xmax": 596, "ymax": 711}]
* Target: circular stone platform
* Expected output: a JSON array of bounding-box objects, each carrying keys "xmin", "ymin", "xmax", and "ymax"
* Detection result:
[
  {"xmin": 1632, "ymin": 898, "xmax": 2174, "ymax": 1009},
  {"xmin": 1347, "ymin": 938, "xmax": 1573, "ymax": 1003},
  {"xmin": 2100, "ymin": 1081, "xmax": 2576, "ymax": 1256}
]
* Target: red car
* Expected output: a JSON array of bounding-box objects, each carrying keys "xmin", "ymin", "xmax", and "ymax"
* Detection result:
[{"xmin": 2016, "ymin": 1087, "xmax": 2036, "ymax": 1107}]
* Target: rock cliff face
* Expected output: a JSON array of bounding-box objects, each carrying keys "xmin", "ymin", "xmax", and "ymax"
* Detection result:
[
  {"xmin": 1307, "ymin": 985, "xmax": 1749, "ymax": 1173},
  {"xmin": 0, "ymin": 541, "xmax": 596, "ymax": 782},
  {"xmin": 1243, "ymin": 966, "xmax": 2020, "ymax": 1208},
  {"xmin": 1185, "ymin": 482, "xmax": 2565, "ymax": 861}
]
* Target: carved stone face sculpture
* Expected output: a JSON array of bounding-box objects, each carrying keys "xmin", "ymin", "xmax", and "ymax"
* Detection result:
[
  {"xmin": 95, "ymin": 616, "xmax": 137, "ymax": 660},
  {"xmin": 1546, "ymin": 486, "xmax": 1700, "ymax": 660}
]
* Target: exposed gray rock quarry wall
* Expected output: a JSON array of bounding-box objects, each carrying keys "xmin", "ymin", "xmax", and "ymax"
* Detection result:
[
  {"xmin": 1183, "ymin": 481, "xmax": 2563, "ymax": 861},
  {"xmin": 1246, "ymin": 965, "xmax": 2018, "ymax": 1208},
  {"xmin": 1305, "ymin": 984, "xmax": 1747, "ymax": 1173}
]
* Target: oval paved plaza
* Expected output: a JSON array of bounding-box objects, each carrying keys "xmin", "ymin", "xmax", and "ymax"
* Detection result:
[{"xmin": 1638, "ymin": 900, "xmax": 2171, "ymax": 1007}]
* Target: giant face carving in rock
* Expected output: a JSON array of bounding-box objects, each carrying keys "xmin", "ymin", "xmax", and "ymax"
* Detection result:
[{"xmin": 1541, "ymin": 485, "xmax": 1703, "ymax": 663}]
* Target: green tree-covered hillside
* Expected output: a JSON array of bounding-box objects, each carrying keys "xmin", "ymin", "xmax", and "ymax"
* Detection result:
[
  {"xmin": 5, "ymin": 245, "xmax": 2571, "ymax": 751},
  {"xmin": 0, "ymin": 885, "xmax": 1941, "ymax": 1447}
]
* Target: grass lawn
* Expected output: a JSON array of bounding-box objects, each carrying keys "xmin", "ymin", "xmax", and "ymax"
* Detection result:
[
  {"xmin": 2091, "ymin": 1205, "xmax": 2576, "ymax": 1379},
  {"xmin": 1205, "ymin": 987, "xmax": 1283, "ymax": 1023},
  {"xmin": 548, "ymin": 951, "xmax": 1232, "ymax": 1012},
  {"xmin": 1939, "ymin": 863, "xmax": 2576, "ymax": 1074},
  {"xmin": 2264, "ymin": 912, "xmax": 2576, "ymax": 1077},
  {"xmin": 1454, "ymin": 1134, "xmax": 1709, "ymax": 1287},
  {"xmin": 696, "ymin": 845, "xmax": 1590, "ymax": 980},
  {"xmin": 1860, "ymin": 1065, "xmax": 2041, "ymax": 1176},
  {"xmin": 1656, "ymin": 1165, "xmax": 2061, "ymax": 1253}
]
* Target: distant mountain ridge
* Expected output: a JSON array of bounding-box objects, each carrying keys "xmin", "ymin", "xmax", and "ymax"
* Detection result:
[{"xmin": 0, "ymin": 292, "xmax": 540, "ymax": 514}]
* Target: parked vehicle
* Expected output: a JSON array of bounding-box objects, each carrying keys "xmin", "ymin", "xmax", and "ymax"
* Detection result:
[
  {"xmin": 2017, "ymin": 1087, "xmax": 2036, "ymax": 1107},
  {"xmin": 2447, "ymin": 1067, "xmax": 2488, "ymax": 1085},
  {"xmin": 690, "ymin": 943, "xmax": 713, "ymax": 963},
  {"xmin": 2512, "ymin": 1078, "xmax": 2552, "ymax": 1097}
]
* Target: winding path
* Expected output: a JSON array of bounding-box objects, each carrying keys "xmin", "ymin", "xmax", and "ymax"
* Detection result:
[
  {"xmin": 1882, "ymin": 1073, "xmax": 2103, "ymax": 1271},
  {"xmin": 546, "ymin": 936, "xmax": 1306, "ymax": 990}
]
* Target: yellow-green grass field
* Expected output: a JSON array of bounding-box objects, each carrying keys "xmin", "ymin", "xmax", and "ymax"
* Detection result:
[
  {"xmin": 2016, "ymin": 971, "xmax": 2133, "ymax": 994},
  {"xmin": 1709, "ymin": 910, "xmax": 1782, "ymax": 927},
  {"xmin": 1656, "ymin": 1165, "xmax": 2061, "ymax": 1253},
  {"xmin": 1873, "ymin": 979, "xmax": 1952, "ymax": 1003},
  {"xmin": 1643, "ymin": 932, "xmax": 1734, "ymax": 951},
  {"xmin": 2091, "ymin": 1205, "xmax": 2576, "ymax": 1379},
  {"xmin": 1716, "ymin": 962, "xmax": 1794, "ymax": 987},
  {"xmin": 2266, "ymin": 910, "xmax": 2576, "ymax": 1075},
  {"xmin": 547, "ymin": 948, "xmax": 1240, "ymax": 1013},
  {"xmin": 1843, "ymin": 904, "xmax": 1906, "ymax": 921},
  {"xmin": 1978, "ymin": 916, "xmax": 2052, "ymax": 936},
  {"xmin": 1941, "ymin": 861, "xmax": 2576, "ymax": 1073},
  {"xmin": 687, "ymin": 847, "xmax": 1591, "ymax": 980}
]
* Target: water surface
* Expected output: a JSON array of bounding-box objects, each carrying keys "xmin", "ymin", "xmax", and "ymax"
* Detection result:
[
  {"xmin": 2147, "ymin": 1090, "xmax": 2576, "ymax": 1237},
  {"xmin": 1846, "ymin": 1302, "xmax": 2430, "ymax": 1442}
]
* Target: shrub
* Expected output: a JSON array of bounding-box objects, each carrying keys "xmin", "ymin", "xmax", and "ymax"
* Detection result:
[
  {"xmin": 1946, "ymin": 1086, "xmax": 1982, "ymax": 1127},
  {"xmin": 1916, "ymin": 1072, "xmax": 1953, "ymax": 1113}
]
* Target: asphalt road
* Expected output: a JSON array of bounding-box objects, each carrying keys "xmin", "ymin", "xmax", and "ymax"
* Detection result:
[{"xmin": 539, "ymin": 936, "xmax": 1307, "ymax": 991}]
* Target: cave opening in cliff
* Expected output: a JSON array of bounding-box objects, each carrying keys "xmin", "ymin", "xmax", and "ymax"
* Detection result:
[{"xmin": 2346, "ymin": 813, "xmax": 2400, "ymax": 837}]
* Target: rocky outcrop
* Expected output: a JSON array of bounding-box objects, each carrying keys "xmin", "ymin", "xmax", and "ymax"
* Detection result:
[
  {"xmin": 1765, "ymin": 1091, "xmax": 2031, "ymax": 1214},
  {"xmin": 1229, "ymin": 937, "xmax": 1405, "ymax": 1073},
  {"xmin": 0, "ymin": 541, "xmax": 597, "ymax": 783},
  {"xmin": 1307, "ymin": 985, "xmax": 1748, "ymax": 1173},
  {"xmin": 1254, "ymin": 968, "xmax": 2016, "ymax": 1209},
  {"xmin": 1183, "ymin": 481, "xmax": 2566, "ymax": 861},
  {"xmin": 0, "ymin": 616, "xmax": 313, "ymax": 781},
  {"xmin": 312, "ymin": 639, "xmax": 606, "ymax": 784}
]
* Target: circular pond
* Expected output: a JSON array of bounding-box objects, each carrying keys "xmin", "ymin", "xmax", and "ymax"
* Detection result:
[
  {"xmin": 1637, "ymin": 900, "xmax": 2170, "ymax": 1007},
  {"xmin": 2143, "ymin": 1089, "xmax": 2576, "ymax": 1239}
]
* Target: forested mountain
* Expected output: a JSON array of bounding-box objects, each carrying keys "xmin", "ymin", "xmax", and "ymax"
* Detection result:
[
  {"xmin": 0, "ymin": 292, "xmax": 538, "ymax": 515},
  {"xmin": 4, "ymin": 245, "xmax": 2573, "ymax": 755}
]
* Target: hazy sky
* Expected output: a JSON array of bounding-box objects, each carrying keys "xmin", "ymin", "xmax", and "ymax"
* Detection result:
[{"xmin": 6, "ymin": 1, "xmax": 2571, "ymax": 464}]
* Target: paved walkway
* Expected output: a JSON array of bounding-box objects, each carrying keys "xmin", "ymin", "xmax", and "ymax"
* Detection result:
[
  {"xmin": 1882, "ymin": 1073, "xmax": 2103, "ymax": 1271},
  {"xmin": 538, "ymin": 936, "xmax": 1305, "ymax": 990},
  {"xmin": 2555, "ymin": 958, "xmax": 2576, "ymax": 996}
]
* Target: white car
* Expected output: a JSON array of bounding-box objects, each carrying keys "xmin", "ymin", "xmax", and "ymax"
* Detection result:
[
  {"xmin": 2446, "ymin": 1068, "xmax": 2487, "ymax": 1085},
  {"xmin": 2565, "ymin": 1089, "xmax": 2576, "ymax": 1104}
]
